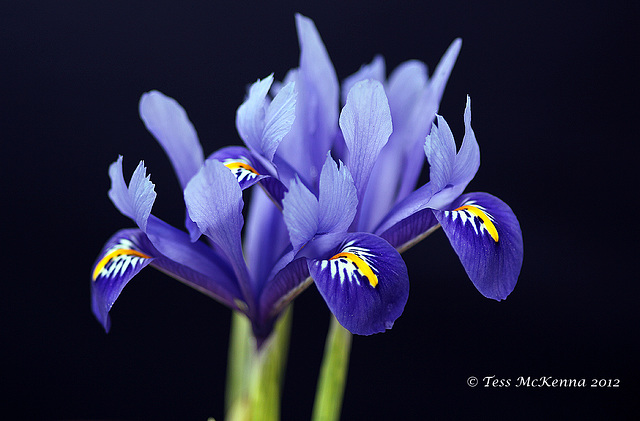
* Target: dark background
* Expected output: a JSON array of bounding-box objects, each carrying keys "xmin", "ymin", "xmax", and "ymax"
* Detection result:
[{"xmin": 3, "ymin": 1, "xmax": 637, "ymax": 419}]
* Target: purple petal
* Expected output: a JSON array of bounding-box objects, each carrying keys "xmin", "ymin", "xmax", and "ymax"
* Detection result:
[
  {"xmin": 308, "ymin": 232, "xmax": 409, "ymax": 335},
  {"xmin": 262, "ymin": 81, "xmax": 297, "ymax": 161},
  {"xmin": 236, "ymin": 75, "xmax": 273, "ymax": 155},
  {"xmin": 277, "ymin": 14, "xmax": 339, "ymax": 185},
  {"xmin": 340, "ymin": 80, "xmax": 392, "ymax": 213},
  {"xmin": 373, "ymin": 179, "xmax": 438, "ymax": 236},
  {"xmin": 434, "ymin": 192, "xmax": 523, "ymax": 300},
  {"xmin": 107, "ymin": 156, "xmax": 156, "ymax": 233},
  {"xmin": 341, "ymin": 55, "xmax": 386, "ymax": 105},
  {"xmin": 184, "ymin": 159, "xmax": 253, "ymax": 306},
  {"xmin": 208, "ymin": 146, "xmax": 288, "ymax": 207},
  {"xmin": 386, "ymin": 60, "xmax": 429, "ymax": 136},
  {"xmin": 282, "ymin": 175, "xmax": 319, "ymax": 252},
  {"xmin": 357, "ymin": 60, "xmax": 429, "ymax": 231},
  {"xmin": 236, "ymin": 75, "xmax": 297, "ymax": 162},
  {"xmin": 396, "ymin": 39, "xmax": 462, "ymax": 200},
  {"xmin": 424, "ymin": 116, "xmax": 457, "ymax": 192},
  {"xmin": 374, "ymin": 99, "xmax": 479, "ymax": 235},
  {"xmin": 379, "ymin": 208, "xmax": 440, "ymax": 252},
  {"xmin": 92, "ymin": 227, "xmax": 245, "ymax": 332},
  {"xmin": 318, "ymin": 153, "xmax": 357, "ymax": 235},
  {"xmin": 92, "ymin": 229, "xmax": 155, "ymax": 331},
  {"xmin": 257, "ymin": 256, "xmax": 311, "ymax": 337},
  {"xmin": 451, "ymin": 96, "xmax": 480, "ymax": 187},
  {"xmin": 139, "ymin": 90, "xmax": 203, "ymax": 189},
  {"xmin": 209, "ymin": 146, "xmax": 267, "ymax": 190},
  {"xmin": 244, "ymin": 188, "xmax": 291, "ymax": 288}
]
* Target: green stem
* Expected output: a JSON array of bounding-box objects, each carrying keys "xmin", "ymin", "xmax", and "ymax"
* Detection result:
[
  {"xmin": 225, "ymin": 306, "xmax": 293, "ymax": 421},
  {"xmin": 312, "ymin": 315, "xmax": 353, "ymax": 421}
]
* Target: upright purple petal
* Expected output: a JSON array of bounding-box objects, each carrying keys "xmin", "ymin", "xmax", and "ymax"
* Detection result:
[
  {"xmin": 358, "ymin": 60, "xmax": 429, "ymax": 231},
  {"xmin": 107, "ymin": 156, "xmax": 156, "ymax": 233},
  {"xmin": 451, "ymin": 96, "xmax": 480, "ymax": 187},
  {"xmin": 341, "ymin": 55, "xmax": 386, "ymax": 105},
  {"xmin": 262, "ymin": 81, "xmax": 297, "ymax": 161},
  {"xmin": 307, "ymin": 232, "xmax": 409, "ymax": 335},
  {"xmin": 340, "ymin": 79, "xmax": 392, "ymax": 213},
  {"xmin": 244, "ymin": 188, "xmax": 291, "ymax": 288},
  {"xmin": 277, "ymin": 14, "xmax": 339, "ymax": 185},
  {"xmin": 374, "ymin": 100, "xmax": 479, "ymax": 236},
  {"xmin": 184, "ymin": 159, "xmax": 253, "ymax": 307},
  {"xmin": 139, "ymin": 90, "xmax": 204, "ymax": 189},
  {"xmin": 282, "ymin": 176, "xmax": 319, "ymax": 252},
  {"xmin": 318, "ymin": 154, "xmax": 357, "ymax": 235},
  {"xmin": 396, "ymin": 38, "xmax": 462, "ymax": 200},
  {"xmin": 434, "ymin": 192, "xmax": 523, "ymax": 300},
  {"xmin": 424, "ymin": 116, "xmax": 457, "ymax": 192},
  {"xmin": 236, "ymin": 75, "xmax": 273, "ymax": 155},
  {"xmin": 236, "ymin": 75, "xmax": 297, "ymax": 163}
]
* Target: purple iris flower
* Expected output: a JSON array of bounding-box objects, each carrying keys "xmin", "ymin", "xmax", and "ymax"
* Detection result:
[{"xmin": 91, "ymin": 14, "xmax": 523, "ymax": 341}]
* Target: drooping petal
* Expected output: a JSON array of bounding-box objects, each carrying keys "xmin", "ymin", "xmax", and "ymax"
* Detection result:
[
  {"xmin": 318, "ymin": 153, "xmax": 357, "ymax": 235},
  {"xmin": 91, "ymin": 229, "xmax": 155, "ymax": 331},
  {"xmin": 433, "ymin": 192, "xmax": 523, "ymax": 300},
  {"xmin": 282, "ymin": 175, "xmax": 319, "ymax": 252},
  {"xmin": 184, "ymin": 159, "xmax": 253, "ymax": 307},
  {"xmin": 139, "ymin": 90, "xmax": 204, "ymax": 189},
  {"xmin": 144, "ymin": 215, "xmax": 240, "ymax": 302},
  {"xmin": 307, "ymin": 232, "xmax": 409, "ymax": 335},
  {"xmin": 258, "ymin": 256, "xmax": 311, "ymax": 337},
  {"xmin": 208, "ymin": 146, "xmax": 288, "ymax": 207},
  {"xmin": 209, "ymin": 146, "xmax": 267, "ymax": 190},
  {"xmin": 379, "ymin": 208, "xmax": 440, "ymax": 252},
  {"xmin": 92, "ymin": 227, "xmax": 245, "ymax": 332},
  {"xmin": 341, "ymin": 55, "xmax": 386, "ymax": 105},
  {"xmin": 107, "ymin": 156, "xmax": 156, "ymax": 233},
  {"xmin": 340, "ymin": 79, "xmax": 392, "ymax": 210}
]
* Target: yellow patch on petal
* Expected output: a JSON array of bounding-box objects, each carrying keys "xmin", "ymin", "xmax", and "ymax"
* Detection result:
[
  {"xmin": 452, "ymin": 204, "xmax": 499, "ymax": 242},
  {"xmin": 93, "ymin": 247, "xmax": 151, "ymax": 281},
  {"xmin": 329, "ymin": 251, "xmax": 378, "ymax": 288}
]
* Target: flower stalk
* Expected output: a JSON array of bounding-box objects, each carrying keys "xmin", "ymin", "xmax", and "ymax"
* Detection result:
[
  {"xmin": 226, "ymin": 306, "xmax": 293, "ymax": 421},
  {"xmin": 312, "ymin": 316, "xmax": 353, "ymax": 421}
]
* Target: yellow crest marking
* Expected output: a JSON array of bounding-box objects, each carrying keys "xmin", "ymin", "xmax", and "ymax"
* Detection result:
[
  {"xmin": 92, "ymin": 249, "xmax": 151, "ymax": 281},
  {"xmin": 329, "ymin": 252, "xmax": 379, "ymax": 287},
  {"xmin": 453, "ymin": 204, "xmax": 499, "ymax": 242},
  {"xmin": 224, "ymin": 161, "xmax": 259, "ymax": 175}
]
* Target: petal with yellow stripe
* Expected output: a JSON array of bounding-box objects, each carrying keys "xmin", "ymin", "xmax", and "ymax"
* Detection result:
[
  {"xmin": 434, "ymin": 192, "xmax": 523, "ymax": 301},
  {"xmin": 307, "ymin": 232, "xmax": 409, "ymax": 335},
  {"xmin": 91, "ymin": 229, "xmax": 156, "ymax": 331}
]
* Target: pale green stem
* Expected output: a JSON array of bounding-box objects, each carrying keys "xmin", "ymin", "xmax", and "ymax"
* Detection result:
[
  {"xmin": 225, "ymin": 306, "xmax": 292, "ymax": 421},
  {"xmin": 311, "ymin": 315, "xmax": 352, "ymax": 421}
]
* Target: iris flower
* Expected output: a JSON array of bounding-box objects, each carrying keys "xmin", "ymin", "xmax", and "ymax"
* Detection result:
[{"xmin": 91, "ymin": 14, "xmax": 522, "ymax": 344}]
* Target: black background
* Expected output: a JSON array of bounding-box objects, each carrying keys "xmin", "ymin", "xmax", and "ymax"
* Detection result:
[{"xmin": 3, "ymin": 1, "xmax": 637, "ymax": 419}]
